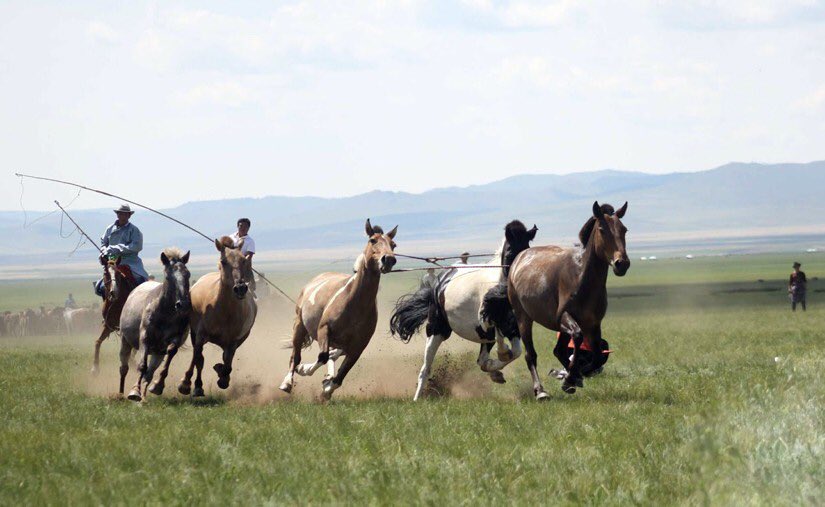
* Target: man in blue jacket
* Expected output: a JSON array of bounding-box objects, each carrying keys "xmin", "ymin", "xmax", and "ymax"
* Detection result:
[{"xmin": 94, "ymin": 204, "xmax": 149, "ymax": 297}]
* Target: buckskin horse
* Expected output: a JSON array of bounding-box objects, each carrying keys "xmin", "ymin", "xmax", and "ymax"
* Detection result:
[
  {"xmin": 503, "ymin": 202, "xmax": 629, "ymax": 400},
  {"xmin": 279, "ymin": 219, "xmax": 397, "ymax": 400},
  {"xmin": 91, "ymin": 256, "xmax": 139, "ymax": 375},
  {"xmin": 118, "ymin": 248, "xmax": 192, "ymax": 401},
  {"xmin": 178, "ymin": 237, "xmax": 257, "ymax": 397},
  {"xmin": 390, "ymin": 220, "xmax": 537, "ymax": 400}
]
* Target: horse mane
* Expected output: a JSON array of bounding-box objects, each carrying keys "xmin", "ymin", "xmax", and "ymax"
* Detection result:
[
  {"xmin": 371, "ymin": 225, "xmax": 384, "ymax": 234},
  {"xmin": 162, "ymin": 247, "xmax": 186, "ymax": 262},
  {"xmin": 218, "ymin": 236, "xmax": 236, "ymax": 249},
  {"xmin": 578, "ymin": 204, "xmax": 616, "ymax": 247}
]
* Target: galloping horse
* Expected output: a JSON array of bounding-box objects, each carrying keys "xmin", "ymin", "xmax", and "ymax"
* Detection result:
[
  {"xmin": 91, "ymin": 256, "xmax": 139, "ymax": 375},
  {"xmin": 118, "ymin": 248, "xmax": 192, "ymax": 401},
  {"xmin": 390, "ymin": 220, "xmax": 537, "ymax": 400},
  {"xmin": 178, "ymin": 237, "xmax": 257, "ymax": 397},
  {"xmin": 505, "ymin": 202, "xmax": 629, "ymax": 400},
  {"xmin": 279, "ymin": 219, "xmax": 397, "ymax": 400}
]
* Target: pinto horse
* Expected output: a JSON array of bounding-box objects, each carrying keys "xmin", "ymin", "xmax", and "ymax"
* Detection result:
[
  {"xmin": 506, "ymin": 202, "xmax": 629, "ymax": 400},
  {"xmin": 279, "ymin": 219, "xmax": 397, "ymax": 400},
  {"xmin": 178, "ymin": 237, "xmax": 257, "ymax": 396},
  {"xmin": 390, "ymin": 220, "xmax": 537, "ymax": 400},
  {"xmin": 91, "ymin": 256, "xmax": 138, "ymax": 375},
  {"xmin": 118, "ymin": 248, "xmax": 192, "ymax": 401}
]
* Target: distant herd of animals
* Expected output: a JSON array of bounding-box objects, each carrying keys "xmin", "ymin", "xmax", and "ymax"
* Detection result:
[
  {"xmin": 1, "ymin": 305, "xmax": 102, "ymax": 338},
  {"xmin": 77, "ymin": 201, "xmax": 631, "ymax": 402}
]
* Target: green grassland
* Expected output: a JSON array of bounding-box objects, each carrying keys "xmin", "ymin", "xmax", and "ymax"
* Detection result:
[{"xmin": 0, "ymin": 253, "xmax": 823, "ymax": 505}]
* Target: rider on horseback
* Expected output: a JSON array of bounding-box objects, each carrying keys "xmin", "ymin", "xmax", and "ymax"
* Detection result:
[{"xmin": 94, "ymin": 204, "xmax": 148, "ymax": 297}]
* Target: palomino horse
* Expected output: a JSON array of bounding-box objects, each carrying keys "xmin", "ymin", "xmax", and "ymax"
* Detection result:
[
  {"xmin": 390, "ymin": 220, "xmax": 537, "ymax": 400},
  {"xmin": 505, "ymin": 201, "xmax": 629, "ymax": 400},
  {"xmin": 178, "ymin": 237, "xmax": 257, "ymax": 397},
  {"xmin": 91, "ymin": 256, "xmax": 139, "ymax": 375},
  {"xmin": 279, "ymin": 219, "xmax": 397, "ymax": 400},
  {"xmin": 118, "ymin": 248, "xmax": 192, "ymax": 401}
]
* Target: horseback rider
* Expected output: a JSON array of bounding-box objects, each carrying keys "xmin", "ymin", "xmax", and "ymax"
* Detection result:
[
  {"xmin": 94, "ymin": 204, "xmax": 148, "ymax": 297},
  {"xmin": 229, "ymin": 218, "xmax": 256, "ymax": 291}
]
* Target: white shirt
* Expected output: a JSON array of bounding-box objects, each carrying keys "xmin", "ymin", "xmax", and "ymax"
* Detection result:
[{"xmin": 230, "ymin": 232, "xmax": 256, "ymax": 255}]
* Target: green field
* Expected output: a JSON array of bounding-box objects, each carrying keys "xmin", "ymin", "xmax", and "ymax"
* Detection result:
[{"xmin": 1, "ymin": 253, "xmax": 823, "ymax": 504}]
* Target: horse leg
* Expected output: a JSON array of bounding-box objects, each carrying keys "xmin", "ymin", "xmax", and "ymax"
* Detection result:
[
  {"xmin": 322, "ymin": 346, "xmax": 364, "ymax": 401},
  {"xmin": 477, "ymin": 341, "xmax": 507, "ymax": 384},
  {"xmin": 118, "ymin": 340, "xmax": 131, "ymax": 397},
  {"xmin": 513, "ymin": 303, "xmax": 548, "ymax": 401},
  {"xmin": 192, "ymin": 344, "xmax": 206, "ymax": 397},
  {"xmin": 296, "ymin": 325, "xmax": 330, "ymax": 377},
  {"xmin": 413, "ymin": 334, "xmax": 444, "ymax": 400},
  {"xmin": 148, "ymin": 342, "xmax": 180, "ymax": 395},
  {"xmin": 127, "ymin": 344, "xmax": 149, "ymax": 401},
  {"xmin": 214, "ymin": 344, "xmax": 238, "ymax": 390},
  {"xmin": 279, "ymin": 318, "xmax": 309, "ymax": 393},
  {"xmin": 325, "ymin": 348, "xmax": 344, "ymax": 380},
  {"xmin": 559, "ymin": 312, "xmax": 585, "ymax": 394},
  {"xmin": 178, "ymin": 331, "xmax": 202, "ymax": 395},
  {"xmin": 141, "ymin": 353, "xmax": 163, "ymax": 399},
  {"xmin": 92, "ymin": 324, "xmax": 112, "ymax": 376}
]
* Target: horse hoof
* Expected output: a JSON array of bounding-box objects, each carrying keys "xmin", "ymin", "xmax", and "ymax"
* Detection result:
[
  {"xmin": 535, "ymin": 390, "xmax": 550, "ymax": 401},
  {"xmin": 321, "ymin": 379, "xmax": 339, "ymax": 401},
  {"xmin": 178, "ymin": 382, "xmax": 191, "ymax": 395},
  {"xmin": 126, "ymin": 389, "xmax": 142, "ymax": 402},
  {"xmin": 217, "ymin": 377, "xmax": 230, "ymax": 390},
  {"xmin": 90, "ymin": 366, "xmax": 100, "ymax": 376},
  {"xmin": 561, "ymin": 381, "xmax": 577, "ymax": 394},
  {"xmin": 489, "ymin": 371, "xmax": 506, "ymax": 384},
  {"xmin": 147, "ymin": 382, "xmax": 164, "ymax": 396},
  {"xmin": 279, "ymin": 382, "xmax": 293, "ymax": 394},
  {"xmin": 213, "ymin": 363, "xmax": 225, "ymax": 376},
  {"xmin": 193, "ymin": 386, "xmax": 205, "ymax": 397}
]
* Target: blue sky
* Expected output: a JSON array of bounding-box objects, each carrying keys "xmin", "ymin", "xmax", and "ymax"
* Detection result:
[{"xmin": 2, "ymin": 0, "xmax": 824, "ymax": 210}]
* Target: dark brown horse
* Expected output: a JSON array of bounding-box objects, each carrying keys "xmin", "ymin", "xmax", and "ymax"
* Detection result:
[
  {"xmin": 91, "ymin": 256, "xmax": 139, "ymax": 375},
  {"xmin": 279, "ymin": 219, "xmax": 397, "ymax": 400},
  {"xmin": 507, "ymin": 201, "xmax": 629, "ymax": 400}
]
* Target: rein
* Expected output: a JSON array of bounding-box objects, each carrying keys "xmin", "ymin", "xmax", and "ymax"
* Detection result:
[{"xmin": 388, "ymin": 264, "xmax": 508, "ymax": 273}]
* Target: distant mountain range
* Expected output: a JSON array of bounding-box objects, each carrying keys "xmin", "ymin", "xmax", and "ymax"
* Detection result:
[{"xmin": 3, "ymin": 161, "xmax": 824, "ymax": 268}]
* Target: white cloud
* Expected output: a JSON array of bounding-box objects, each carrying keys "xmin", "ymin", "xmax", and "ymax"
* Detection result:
[
  {"xmin": 178, "ymin": 81, "xmax": 258, "ymax": 108},
  {"xmin": 794, "ymin": 85, "xmax": 825, "ymax": 112},
  {"xmin": 87, "ymin": 21, "xmax": 119, "ymax": 44}
]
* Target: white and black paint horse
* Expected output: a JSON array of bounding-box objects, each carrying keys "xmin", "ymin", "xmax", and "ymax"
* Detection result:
[{"xmin": 390, "ymin": 220, "xmax": 537, "ymax": 400}]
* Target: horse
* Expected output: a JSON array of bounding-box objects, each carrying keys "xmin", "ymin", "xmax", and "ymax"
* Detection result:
[
  {"xmin": 91, "ymin": 256, "xmax": 139, "ymax": 375},
  {"xmin": 504, "ymin": 201, "xmax": 629, "ymax": 400},
  {"xmin": 118, "ymin": 248, "xmax": 191, "ymax": 401},
  {"xmin": 279, "ymin": 219, "xmax": 397, "ymax": 400},
  {"xmin": 390, "ymin": 220, "xmax": 537, "ymax": 400},
  {"xmin": 178, "ymin": 237, "xmax": 257, "ymax": 397}
]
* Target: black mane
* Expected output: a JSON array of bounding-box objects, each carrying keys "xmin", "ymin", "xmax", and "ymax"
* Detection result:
[{"xmin": 578, "ymin": 204, "xmax": 615, "ymax": 247}]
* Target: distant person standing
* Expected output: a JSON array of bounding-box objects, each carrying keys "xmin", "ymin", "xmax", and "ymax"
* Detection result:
[
  {"xmin": 420, "ymin": 268, "xmax": 437, "ymax": 289},
  {"xmin": 452, "ymin": 252, "xmax": 470, "ymax": 266},
  {"xmin": 230, "ymin": 218, "xmax": 256, "ymax": 290},
  {"xmin": 64, "ymin": 293, "xmax": 77, "ymax": 309},
  {"xmin": 789, "ymin": 262, "xmax": 807, "ymax": 312}
]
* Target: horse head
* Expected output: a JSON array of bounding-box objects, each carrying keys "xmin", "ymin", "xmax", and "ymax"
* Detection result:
[
  {"xmin": 215, "ymin": 236, "xmax": 250, "ymax": 300},
  {"xmin": 588, "ymin": 201, "xmax": 630, "ymax": 276},
  {"xmin": 160, "ymin": 248, "xmax": 191, "ymax": 312},
  {"xmin": 103, "ymin": 256, "xmax": 122, "ymax": 302},
  {"xmin": 363, "ymin": 219, "xmax": 397, "ymax": 274}
]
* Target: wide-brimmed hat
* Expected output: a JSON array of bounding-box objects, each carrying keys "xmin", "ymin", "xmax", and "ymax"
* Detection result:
[
  {"xmin": 793, "ymin": 261, "xmax": 801, "ymax": 268},
  {"xmin": 113, "ymin": 204, "xmax": 135, "ymax": 215}
]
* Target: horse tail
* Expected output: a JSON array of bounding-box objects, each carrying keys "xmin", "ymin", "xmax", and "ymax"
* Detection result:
[
  {"xmin": 481, "ymin": 282, "xmax": 520, "ymax": 339},
  {"xmin": 390, "ymin": 287, "xmax": 434, "ymax": 343}
]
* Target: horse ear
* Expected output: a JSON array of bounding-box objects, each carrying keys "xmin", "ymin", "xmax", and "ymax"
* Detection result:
[
  {"xmin": 528, "ymin": 225, "xmax": 538, "ymax": 241},
  {"xmin": 160, "ymin": 252, "xmax": 170, "ymax": 267},
  {"xmin": 616, "ymin": 201, "xmax": 628, "ymax": 219},
  {"xmin": 387, "ymin": 225, "xmax": 398, "ymax": 239},
  {"xmin": 181, "ymin": 251, "xmax": 190, "ymax": 264},
  {"xmin": 365, "ymin": 218, "xmax": 374, "ymax": 237},
  {"xmin": 592, "ymin": 201, "xmax": 601, "ymax": 218}
]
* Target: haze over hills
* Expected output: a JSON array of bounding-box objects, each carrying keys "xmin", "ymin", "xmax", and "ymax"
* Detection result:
[{"xmin": 2, "ymin": 161, "xmax": 824, "ymax": 269}]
